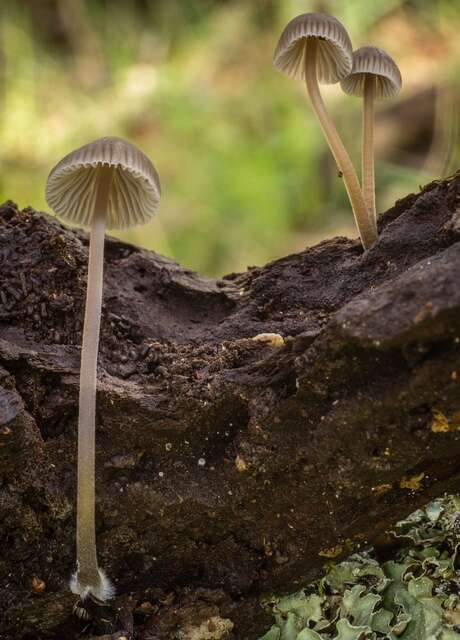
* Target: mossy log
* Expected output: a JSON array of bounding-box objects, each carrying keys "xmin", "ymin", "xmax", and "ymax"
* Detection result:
[{"xmin": 1, "ymin": 173, "xmax": 460, "ymax": 639}]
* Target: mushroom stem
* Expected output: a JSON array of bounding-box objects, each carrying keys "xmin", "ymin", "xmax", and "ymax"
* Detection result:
[
  {"xmin": 304, "ymin": 38, "xmax": 376, "ymax": 249},
  {"xmin": 362, "ymin": 74, "xmax": 376, "ymax": 224},
  {"xmin": 76, "ymin": 164, "xmax": 114, "ymax": 598}
]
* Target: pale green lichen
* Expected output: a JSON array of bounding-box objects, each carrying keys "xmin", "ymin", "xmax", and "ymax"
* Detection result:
[{"xmin": 259, "ymin": 496, "xmax": 460, "ymax": 640}]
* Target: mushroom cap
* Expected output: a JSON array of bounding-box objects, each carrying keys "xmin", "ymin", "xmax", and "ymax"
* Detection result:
[
  {"xmin": 273, "ymin": 13, "xmax": 353, "ymax": 84},
  {"xmin": 340, "ymin": 46, "xmax": 402, "ymax": 99},
  {"xmin": 45, "ymin": 136, "xmax": 161, "ymax": 230}
]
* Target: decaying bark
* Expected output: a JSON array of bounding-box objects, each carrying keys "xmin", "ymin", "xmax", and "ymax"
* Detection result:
[{"xmin": 1, "ymin": 173, "xmax": 460, "ymax": 639}]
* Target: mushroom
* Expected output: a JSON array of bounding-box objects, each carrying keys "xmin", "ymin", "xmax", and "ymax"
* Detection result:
[
  {"xmin": 340, "ymin": 46, "xmax": 401, "ymax": 224},
  {"xmin": 45, "ymin": 136, "xmax": 160, "ymax": 601},
  {"xmin": 273, "ymin": 12, "xmax": 376, "ymax": 250}
]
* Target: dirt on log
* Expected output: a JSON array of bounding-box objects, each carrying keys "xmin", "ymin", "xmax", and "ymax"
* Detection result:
[{"xmin": 1, "ymin": 173, "xmax": 460, "ymax": 639}]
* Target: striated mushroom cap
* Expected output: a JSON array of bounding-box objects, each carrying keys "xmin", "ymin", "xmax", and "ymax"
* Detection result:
[
  {"xmin": 45, "ymin": 136, "xmax": 161, "ymax": 230},
  {"xmin": 340, "ymin": 46, "xmax": 402, "ymax": 99},
  {"xmin": 273, "ymin": 12, "xmax": 353, "ymax": 84}
]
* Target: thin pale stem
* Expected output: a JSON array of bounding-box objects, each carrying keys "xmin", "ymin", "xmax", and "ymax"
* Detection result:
[
  {"xmin": 76, "ymin": 165, "xmax": 114, "ymax": 592},
  {"xmin": 304, "ymin": 38, "xmax": 376, "ymax": 249},
  {"xmin": 362, "ymin": 75, "xmax": 376, "ymax": 225}
]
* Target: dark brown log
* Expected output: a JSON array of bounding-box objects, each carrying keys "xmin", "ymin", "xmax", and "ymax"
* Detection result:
[{"xmin": 1, "ymin": 173, "xmax": 460, "ymax": 639}]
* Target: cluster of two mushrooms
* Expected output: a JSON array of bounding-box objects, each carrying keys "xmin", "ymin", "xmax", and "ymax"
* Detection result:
[{"xmin": 273, "ymin": 12, "xmax": 402, "ymax": 250}]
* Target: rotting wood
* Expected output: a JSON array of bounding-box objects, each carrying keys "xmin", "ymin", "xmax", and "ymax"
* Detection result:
[{"xmin": 1, "ymin": 173, "xmax": 460, "ymax": 639}]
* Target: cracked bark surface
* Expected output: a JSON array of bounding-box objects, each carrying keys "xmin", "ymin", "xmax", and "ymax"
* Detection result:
[{"xmin": 1, "ymin": 173, "xmax": 460, "ymax": 639}]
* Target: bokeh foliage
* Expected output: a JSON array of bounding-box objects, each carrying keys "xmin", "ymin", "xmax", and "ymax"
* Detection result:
[{"xmin": 0, "ymin": 0, "xmax": 459, "ymax": 275}]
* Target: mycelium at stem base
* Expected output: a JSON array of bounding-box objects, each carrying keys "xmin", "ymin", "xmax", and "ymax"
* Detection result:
[
  {"xmin": 71, "ymin": 165, "xmax": 115, "ymax": 602},
  {"xmin": 304, "ymin": 38, "xmax": 377, "ymax": 250}
]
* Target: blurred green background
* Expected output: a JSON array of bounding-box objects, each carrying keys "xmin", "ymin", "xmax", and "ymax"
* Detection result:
[{"xmin": 0, "ymin": 0, "xmax": 459, "ymax": 275}]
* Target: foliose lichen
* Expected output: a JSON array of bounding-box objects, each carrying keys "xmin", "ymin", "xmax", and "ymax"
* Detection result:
[{"xmin": 259, "ymin": 495, "xmax": 460, "ymax": 640}]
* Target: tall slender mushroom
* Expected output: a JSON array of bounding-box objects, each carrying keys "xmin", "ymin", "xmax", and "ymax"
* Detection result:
[
  {"xmin": 45, "ymin": 137, "xmax": 161, "ymax": 601},
  {"xmin": 273, "ymin": 13, "xmax": 377, "ymax": 250},
  {"xmin": 340, "ymin": 46, "xmax": 402, "ymax": 224}
]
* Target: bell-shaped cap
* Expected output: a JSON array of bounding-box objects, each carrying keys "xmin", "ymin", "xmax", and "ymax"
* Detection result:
[
  {"xmin": 273, "ymin": 13, "xmax": 353, "ymax": 84},
  {"xmin": 45, "ymin": 136, "xmax": 161, "ymax": 230},
  {"xmin": 340, "ymin": 46, "xmax": 402, "ymax": 99}
]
